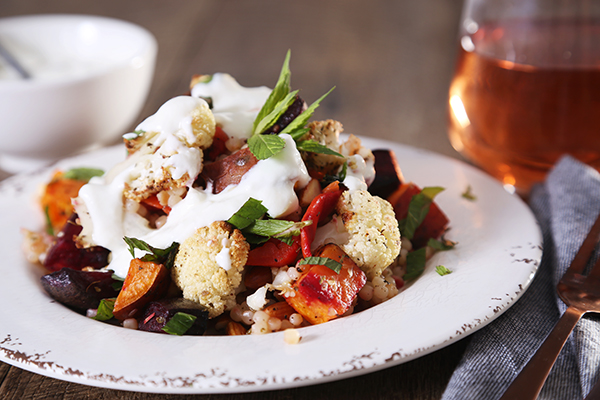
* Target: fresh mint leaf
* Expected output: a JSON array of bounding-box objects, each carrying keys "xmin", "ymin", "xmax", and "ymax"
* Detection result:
[
  {"xmin": 253, "ymin": 50, "xmax": 292, "ymax": 134},
  {"xmin": 427, "ymin": 237, "xmax": 457, "ymax": 251},
  {"xmin": 404, "ymin": 248, "xmax": 427, "ymax": 280},
  {"xmin": 227, "ymin": 198, "xmax": 268, "ymax": 230},
  {"xmin": 43, "ymin": 206, "xmax": 54, "ymax": 236},
  {"xmin": 288, "ymin": 128, "xmax": 311, "ymax": 141},
  {"xmin": 246, "ymin": 220, "xmax": 310, "ymax": 238},
  {"xmin": 253, "ymin": 90, "xmax": 299, "ymax": 135},
  {"xmin": 462, "ymin": 184, "xmax": 477, "ymax": 201},
  {"xmin": 436, "ymin": 265, "xmax": 453, "ymax": 276},
  {"xmin": 247, "ymin": 133, "xmax": 286, "ymax": 160},
  {"xmin": 63, "ymin": 167, "xmax": 104, "ymax": 181},
  {"xmin": 162, "ymin": 312, "xmax": 197, "ymax": 335},
  {"xmin": 123, "ymin": 237, "xmax": 179, "ymax": 269},
  {"xmin": 296, "ymin": 140, "xmax": 343, "ymax": 157},
  {"xmin": 111, "ymin": 273, "xmax": 124, "ymax": 291},
  {"xmin": 399, "ymin": 186, "xmax": 445, "ymax": 240},
  {"xmin": 280, "ymin": 86, "xmax": 335, "ymax": 135},
  {"xmin": 92, "ymin": 298, "xmax": 115, "ymax": 321},
  {"xmin": 298, "ymin": 256, "xmax": 343, "ymax": 274}
]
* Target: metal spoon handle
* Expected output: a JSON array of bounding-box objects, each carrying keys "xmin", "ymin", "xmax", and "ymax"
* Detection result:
[{"xmin": 0, "ymin": 41, "xmax": 31, "ymax": 79}]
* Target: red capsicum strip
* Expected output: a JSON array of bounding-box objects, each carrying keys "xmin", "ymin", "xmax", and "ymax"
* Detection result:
[
  {"xmin": 300, "ymin": 181, "xmax": 344, "ymax": 258},
  {"xmin": 246, "ymin": 236, "xmax": 300, "ymax": 267}
]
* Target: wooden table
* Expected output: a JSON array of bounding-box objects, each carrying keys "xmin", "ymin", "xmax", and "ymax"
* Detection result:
[{"xmin": 0, "ymin": 1, "xmax": 470, "ymax": 398}]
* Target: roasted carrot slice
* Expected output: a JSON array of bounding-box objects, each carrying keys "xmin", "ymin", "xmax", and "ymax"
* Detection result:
[{"xmin": 41, "ymin": 171, "xmax": 87, "ymax": 233}]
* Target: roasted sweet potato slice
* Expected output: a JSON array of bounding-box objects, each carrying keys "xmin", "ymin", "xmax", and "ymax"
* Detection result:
[
  {"xmin": 388, "ymin": 182, "xmax": 449, "ymax": 248},
  {"xmin": 112, "ymin": 259, "xmax": 170, "ymax": 320},
  {"xmin": 201, "ymin": 147, "xmax": 258, "ymax": 194},
  {"xmin": 41, "ymin": 171, "xmax": 87, "ymax": 233},
  {"xmin": 286, "ymin": 243, "xmax": 366, "ymax": 324}
]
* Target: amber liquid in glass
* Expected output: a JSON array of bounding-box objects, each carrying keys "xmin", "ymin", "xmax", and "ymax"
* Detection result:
[{"xmin": 448, "ymin": 20, "xmax": 600, "ymax": 194}]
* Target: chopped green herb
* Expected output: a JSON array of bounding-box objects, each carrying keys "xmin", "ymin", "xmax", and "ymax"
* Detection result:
[
  {"xmin": 288, "ymin": 128, "xmax": 310, "ymax": 141},
  {"xmin": 123, "ymin": 237, "xmax": 179, "ymax": 269},
  {"xmin": 63, "ymin": 167, "xmax": 104, "ymax": 181},
  {"xmin": 253, "ymin": 90, "xmax": 299, "ymax": 135},
  {"xmin": 427, "ymin": 237, "xmax": 457, "ymax": 251},
  {"xmin": 92, "ymin": 298, "xmax": 115, "ymax": 321},
  {"xmin": 436, "ymin": 265, "xmax": 453, "ymax": 276},
  {"xmin": 298, "ymin": 256, "xmax": 342, "ymax": 274},
  {"xmin": 462, "ymin": 185, "xmax": 477, "ymax": 201},
  {"xmin": 295, "ymin": 140, "xmax": 343, "ymax": 157},
  {"xmin": 162, "ymin": 312, "xmax": 197, "ymax": 335},
  {"xmin": 111, "ymin": 273, "xmax": 124, "ymax": 291},
  {"xmin": 247, "ymin": 133, "xmax": 287, "ymax": 160},
  {"xmin": 398, "ymin": 186, "xmax": 445, "ymax": 240},
  {"xmin": 246, "ymin": 219, "xmax": 309, "ymax": 239},
  {"xmin": 227, "ymin": 198, "xmax": 268, "ymax": 230},
  {"xmin": 253, "ymin": 50, "xmax": 292, "ymax": 134},
  {"xmin": 44, "ymin": 206, "xmax": 54, "ymax": 236},
  {"xmin": 404, "ymin": 248, "xmax": 427, "ymax": 280},
  {"xmin": 280, "ymin": 86, "xmax": 335, "ymax": 135}
]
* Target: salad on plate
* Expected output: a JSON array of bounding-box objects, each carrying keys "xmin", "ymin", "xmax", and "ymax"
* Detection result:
[{"xmin": 21, "ymin": 51, "xmax": 452, "ymax": 340}]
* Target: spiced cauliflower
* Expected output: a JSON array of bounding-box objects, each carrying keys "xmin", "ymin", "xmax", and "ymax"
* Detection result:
[
  {"xmin": 335, "ymin": 190, "xmax": 401, "ymax": 279},
  {"xmin": 122, "ymin": 96, "xmax": 216, "ymax": 202},
  {"xmin": 171, "ymin": 221, "xmax": 249, "ymax": 318}
]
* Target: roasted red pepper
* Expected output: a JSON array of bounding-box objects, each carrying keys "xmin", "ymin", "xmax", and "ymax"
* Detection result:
[
  {"xmin": 246, "ymin": 236, "xmax": 301, "ymax": 267},
  {"xmin": 206, "ymin": 126, "xmax": 229, "ymax": 161},
  {"xmin": 300, "ymin": 181, "xmax": 344, "ymax": 258},
  {"xmin": 141, "ymin": 194, "xmax": 171, "ymax": 215}
]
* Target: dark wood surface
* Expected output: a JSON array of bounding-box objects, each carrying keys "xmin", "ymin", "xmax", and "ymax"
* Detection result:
[{"xmin": 0, "ymin": 1, "xmax": 470, "ymax": 398}]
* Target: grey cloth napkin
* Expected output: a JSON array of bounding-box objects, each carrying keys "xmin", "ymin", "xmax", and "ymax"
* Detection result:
[{"xmin": 441, "ymin": 156, "xmax": 600, "ymax": 400}]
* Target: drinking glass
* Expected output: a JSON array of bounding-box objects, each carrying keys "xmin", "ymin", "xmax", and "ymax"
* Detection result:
[{"xmin": 448, "ymin": 0, "xmax": 600, "ymax": 195}]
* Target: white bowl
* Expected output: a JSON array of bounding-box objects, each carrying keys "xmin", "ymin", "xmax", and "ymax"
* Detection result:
[{"xmin": 0, "ymin": 14, "xmax": 157, "ymax": 173}]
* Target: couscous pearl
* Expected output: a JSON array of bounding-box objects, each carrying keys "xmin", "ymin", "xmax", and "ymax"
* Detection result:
[
  {"xmin": 284, "ymin": 328, "xmax": 301, "ymax": 345},
  {"xmin": 230, "ymin": 306, "xmax": 243, "ymax": 322},
  {"xmin": 155, "ymin": 215, "xmax": 168, "ymax": 229},
  {"xmin": 123, "ymin": 318, "xmax": 138, "ymax": 330},
  {"xmin": 268, "ymin": 317, "xmax": 282, "ymax": 332},
  {"xmin": 372, "ymin": 276, "xmax": 385, "ymax": 287},
  {"xmin": 401, "ymin": 237, "xmax": 413, "ymax": 252},
  {"xmin": 241, "ymin": 310, "xmax": 254, "ymax": 325},
  {"xmin": 359, "ymin": 284, "xmax": 374, "ymax": 301},
  {"xmin": 125, "ymin": 198, "xmax": 140, "ymax": 213},
  {"xmin": 252, "ymin": 320, "xmax": 269, "ymax": 334},
  {"xmin": 374, "ymin": 285, "xmax": 389, "ymax": 300},
  {"xmin": 168, "ymin": 195, "xmax": 182, "ymax": 208},
  {"xmin": 253, "ymin": 310, "xmax": 269, "ymax": 324},
  {"xmin": 289, "ymin": 313, "xmax": 303, "ymax": 326},
  {"xmin": 280, "ymin": 320, "xmax": 294, "ymax": 330},
  {"xmin": 287, "ymin": 267, "xmax": 301, "ymax": 280},
  {"xmin": 157, "ymin": 191, "xmax": 169, "ymax": 206},
  {"xmin": 86, "ymin": 309, "xmax": 98, "ymax": 318}
]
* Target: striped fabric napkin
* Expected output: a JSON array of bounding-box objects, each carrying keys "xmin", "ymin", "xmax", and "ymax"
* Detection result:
[{"xmin": 441, "ymin": 156, "xmax": 600, "ymax": 400}]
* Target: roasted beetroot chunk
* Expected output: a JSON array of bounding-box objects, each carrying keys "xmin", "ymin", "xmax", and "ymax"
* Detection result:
[
  {"xmin": 262, "ymin": 95, "xmax": 307, "ymax": 135},
  {"xmin": 43, "ymin": 214, "xmax": 110, "ymax": 272},
  {"xmin": 139, "ymin": 298, "xmax": 209, "ymax": 335},
  {"xmin": 368, "ymin": 149, "xmax": 405, "ymax": 199},
  {"xmin": 40, "ymin": 268, "xmax": 120, "ymax": 311}
]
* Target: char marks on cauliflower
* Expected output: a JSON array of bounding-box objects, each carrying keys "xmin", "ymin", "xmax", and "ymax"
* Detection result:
[
  {"xmin": 171, "ymin": 221, "xmax": 249, "ymax": 318},
  {"xmin": 335, "ymin": 190, "xmax": 401, "ymax": 280},
  {"xmin": 123, "ymin": 96, "xmax": 216, "ymax": 202}
]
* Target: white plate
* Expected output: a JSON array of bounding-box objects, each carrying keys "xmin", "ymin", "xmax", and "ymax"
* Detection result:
[{"xmin": 0, "ymin": 137, "xmax": 542, "ymax": 394}]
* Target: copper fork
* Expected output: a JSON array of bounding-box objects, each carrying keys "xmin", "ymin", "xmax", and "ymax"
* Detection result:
[{"xmin": 499, "ymin": 212, "xmax": 600, "ymax": 400}]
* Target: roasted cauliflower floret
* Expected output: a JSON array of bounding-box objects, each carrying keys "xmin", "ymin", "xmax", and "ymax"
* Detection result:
[
  {"xmin": 171, "ymin": 221, "xmax": 249, "ymax": 318},
  {"xmin": 335, "ymin": 190, "xmax": 401, "ymax": 279},
  {"xmin": 302, "ymin": 119, "xmax": 346, "ymax": 175},
  {"xmin": 122, "ymin": 96, "xmax": 216, "ymax": 202}
]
